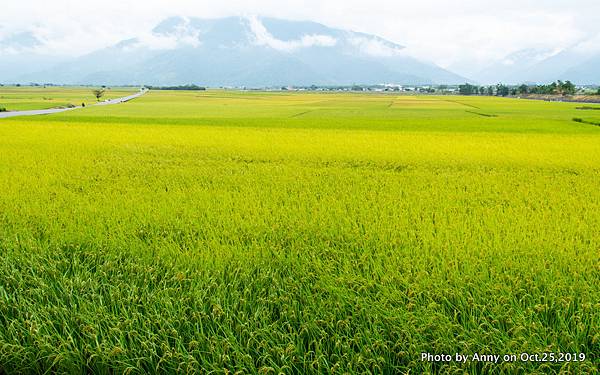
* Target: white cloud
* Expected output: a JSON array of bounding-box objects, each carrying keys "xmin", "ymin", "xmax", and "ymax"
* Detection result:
[
  {"xmin": 247, "ymin": 15, "xmax": 336, "ymax": 52},
  {"xmin": 571, "ymin": 33, "xmax": 600, "ymax": 55},
  {"xmin": 299, "ymin": 34, "xmax": 337, "ymax": 48},
  {"xmin": 348, "ymin": 36, "xmax": 404, "ymax": 57},
  {"xmin": 149, "ymin": 17, "xmax": 202, "ymax": 48},
  {"xmin": 501, "ymin": 48, "xmax": 561, "ymax": 67}
]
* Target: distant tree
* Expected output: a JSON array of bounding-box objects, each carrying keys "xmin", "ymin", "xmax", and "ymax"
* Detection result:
[
  {"xmin": 561, "ymin": 80, "xmax": 576, "ymax": 95},
  {"xmin": 597, "ymin": 88, "xmax": 600, "ymax": 95},
  {"xmin": 479, "ymin": 86, "xmax": 486, "ymax": 95},
  {"xmin": 496, "ymin": 84, "xmax": 510, "ymax": 97},
  {"xmin": 528, "ymin": 80, "xmax": 577, "ymax": 96},
  {"xmin": 487, "ymin": 86, "xmax": 494, "ymax": 96},
  {"xmin": 529, "ymin": 83, "xmax": 552, "ymax": 95},
  {"xmin": 518, "ymin": 84, "xmax": 529, "ymax": 95},
  {"xmin": 459, "ymin": 83, "xmax": 478, "ymax": 95},
  {"xmin": 92, "ymin": 88, "xmax": 106, "ymax": 101},
  {"xmin": 554, "ymin": 80, "xmax": 565, "ymax": 95}
]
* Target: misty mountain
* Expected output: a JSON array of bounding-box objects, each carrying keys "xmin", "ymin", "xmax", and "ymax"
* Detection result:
[
  {"xmin": 559, "ymin": 54, "xmax": 600, "ymax": 84},
  {"xmin": 506, "ymin": 48, "xmax": 591, "ymax": 84},
  {"xmin": 9, "ymin": 16, "xmax": 468, "ymax": 86},
  {"xmin": 475, "ymin": 42, "xmax": 600, "ymax": 85},
  {"xmin": 472, "ymin": 48, "xmax": 558, "ymax": 84},
  {"xmin": 0, "ymin": 32, "xmax": 65, "ymax": 80}
]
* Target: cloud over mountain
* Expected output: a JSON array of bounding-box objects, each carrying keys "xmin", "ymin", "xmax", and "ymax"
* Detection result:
[
  {"xmin": 5, "ymin": 16, "xmax": 468, "ymax": 86},
  {"xmin": 473, "ymin": 34, "xmax": 600, "ymax": 85}
]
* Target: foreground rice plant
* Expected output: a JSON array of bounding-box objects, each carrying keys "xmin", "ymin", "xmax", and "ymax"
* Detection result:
[{"xmin": 0, "ymin": 90, "xmax": 598, "ymax": 373}]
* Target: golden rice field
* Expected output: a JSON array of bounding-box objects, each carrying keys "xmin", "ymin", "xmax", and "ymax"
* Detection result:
[{"xmin": 0, "ymin": 89, "xmax": 599, "ymax": 373}]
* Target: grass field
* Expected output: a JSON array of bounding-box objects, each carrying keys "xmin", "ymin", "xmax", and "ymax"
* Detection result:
[
  {"xmin": 0, "ymin": 89, "xmax": 598, "ymax": 373},
  {"xmin": 0, "ymin": 86, "xmax": 138, "ymax": 111}
]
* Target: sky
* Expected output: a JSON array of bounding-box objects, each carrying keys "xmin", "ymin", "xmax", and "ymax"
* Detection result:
[{"xmin": 1, "ymin": 0, "xmax": 599, "ymax": 75}]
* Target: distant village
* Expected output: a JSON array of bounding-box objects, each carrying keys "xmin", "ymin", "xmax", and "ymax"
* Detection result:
[
  {"xmin": 267, "ymin": 82, "xmax": 600, "ymax": 97},
  {"xmin": 3, "ymin": 82, "xmax": 599, "ymax": 98}
]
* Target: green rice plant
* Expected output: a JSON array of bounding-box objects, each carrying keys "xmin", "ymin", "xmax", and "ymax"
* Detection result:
[{"xmin": 0, "ymin": 89, "xmax": 598, "ymax": 373}]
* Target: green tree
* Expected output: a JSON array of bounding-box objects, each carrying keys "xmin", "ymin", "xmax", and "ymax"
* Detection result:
[
  {"xmin": 92, "ymin": 88, "xmax": 106, "ymax": 101},
  {"xmin": 561, "ymin": 80, "xmax": 576, "ymax": 95},
  {"xmin": 554, "ymin": 80, "xmax": 564, "ymax": 95},
  {"xmin": 459, "ymin": 83, "xmax": 478, "ymax": 95},
  {"xmin": 496, "ymin": 84, "xmax": 510, "ymax": 97},
  {"xmin": 518, "ymin": 84, "xmax": 529, "ymax": 94}
]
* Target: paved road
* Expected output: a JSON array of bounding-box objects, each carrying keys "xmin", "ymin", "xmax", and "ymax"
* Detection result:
[
  {"xmin": 95, "ymin": 90, "xmax": 148, "ymax": 106},
  {"xmin": 0, "ymin": 89, "xmax": 148, "ymax": 119}
]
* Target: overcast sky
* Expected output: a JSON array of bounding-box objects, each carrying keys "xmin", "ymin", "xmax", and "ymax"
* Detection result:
[{"xmin": 2, "ymin": 0, "xmax": 599, "ymax": 74}]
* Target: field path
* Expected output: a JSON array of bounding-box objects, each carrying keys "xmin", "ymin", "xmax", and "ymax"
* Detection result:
[{"xmin": 0, "ymin": 89, "xmax": 148, "ymax": 119}]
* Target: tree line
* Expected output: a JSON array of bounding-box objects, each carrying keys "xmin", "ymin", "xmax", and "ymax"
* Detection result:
[
  {"xmin": 145, "ymin": 84, "xmax": 206, "ymax": 91},
  {"xmin": 458, "ymin": 80, "xmax": 580, "ymax": 97}
]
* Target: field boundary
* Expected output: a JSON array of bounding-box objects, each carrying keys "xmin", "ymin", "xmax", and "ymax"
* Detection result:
[
  {"xmin": 290, "ymin": 110, "xmax": 316, "ymax": 118},
  {"xmin": 573, "ymin": 117, "xmax": 600, "ymax": 127},
  {"xmin": 466, "ymin": 110, "xmax": 498, "ymax": 118},
  {"xmin": 442, "ymin": 99, "xmax": 481, "ymax": 109}
]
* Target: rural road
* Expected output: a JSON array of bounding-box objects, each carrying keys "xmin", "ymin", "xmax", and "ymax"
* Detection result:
[{"xmin": 0, "ymin": 89, "xmax": 148, "ymax": 119}]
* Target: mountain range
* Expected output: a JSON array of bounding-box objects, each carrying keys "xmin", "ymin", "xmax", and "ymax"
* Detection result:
[
  {"xmin": 1, "ymin": 16, "xmax": 468, "ymax": 86},
  {"xmin": 473, "ymin": 41, "xmax": 600, "ymax": 85},
  {"xmin": 1, "ymin": 17, "xmax": 598, "ymax": 86}
]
